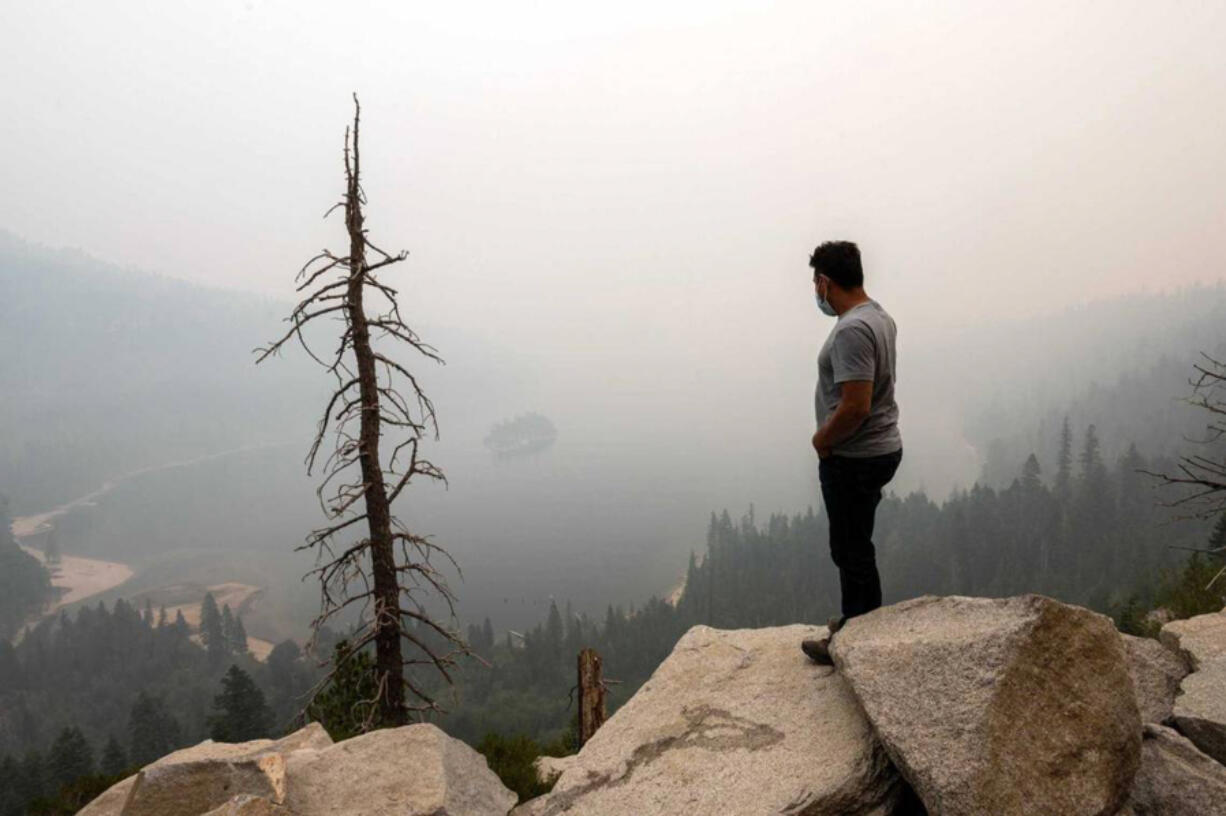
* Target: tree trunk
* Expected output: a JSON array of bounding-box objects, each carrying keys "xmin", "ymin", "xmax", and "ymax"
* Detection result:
[
  {"xmin": 577, "ymin": 647, "xmax": 606, "ymax": 745},
  {"xmin": 345, "ymin": 132, "xmax": 407, "ymax": 726}
]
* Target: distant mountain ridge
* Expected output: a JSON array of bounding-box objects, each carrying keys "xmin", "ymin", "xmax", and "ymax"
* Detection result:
[
  {"xmin": 0, "ymin": 231, "xmax": 524, "ymax": 513},
  {"xmin": 0, "ymin": 231, "xmax": 320, "ymax": 511},
  {"xmin": 948, "ymin": 284, "xmax": 1226, "ymax": 487}
]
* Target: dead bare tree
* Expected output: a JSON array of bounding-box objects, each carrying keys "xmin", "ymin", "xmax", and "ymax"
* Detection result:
[
  {"xmin": 1140, "ymin": 351, "xmax": 1226, "ymax": 589},
  {"xmin": 255, "ymin": 94, "xmax": 469, "ymax": 727}
]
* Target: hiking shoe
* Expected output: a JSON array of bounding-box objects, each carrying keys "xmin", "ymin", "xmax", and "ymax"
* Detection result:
[
  {"xmin": 801, "ymin": 636, "xmax": 834, "ymax": 666},
  {"xmin": 827, "ymin": 615, "xmax": 846, "ymax": 636}
]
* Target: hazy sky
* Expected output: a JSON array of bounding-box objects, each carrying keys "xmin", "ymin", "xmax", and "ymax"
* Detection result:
[
  {"xmin": 5, "ymin": 2, "xmax": 1224, "ymax": 304},
  {"xmin": 4, "ymin": 1, "xmax": 1226, "ymax": 486},
  {"xmin": 6, "ymin": 1, "xmax": 1226, "ymax": 624}
]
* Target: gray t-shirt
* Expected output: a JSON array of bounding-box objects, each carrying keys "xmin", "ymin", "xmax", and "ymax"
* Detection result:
[{"xmin": 815, "ymin": 299, "xmax": 902, "ymax": 457}]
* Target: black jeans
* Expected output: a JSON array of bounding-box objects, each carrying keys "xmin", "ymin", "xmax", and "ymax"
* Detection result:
[{"xmin": 819, "ymin": 447, "xmax": 903, "ymax": 621}]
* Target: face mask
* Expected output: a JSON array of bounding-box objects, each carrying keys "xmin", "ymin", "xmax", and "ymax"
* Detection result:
[{"xmin": 816, "ymin": 281, "xmax": 837, "ymax": 317}]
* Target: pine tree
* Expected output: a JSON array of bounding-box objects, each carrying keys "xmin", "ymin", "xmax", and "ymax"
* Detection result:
[
  {"xmin": 1079, "ymin": 424, "xmax": 1106, "ymax": 484},
  {"xmin": 1076, "ymin": 424, "xmax": 1112, "ymax": 531},
  {"xmin": 221, "ymin": 604, "xmax": 236, "ymax": 648},
  {"xmin": 47, "ymin": 726, "xmax": 94, "ymax": 791},
  {"xmin": 564, "ymin": 602, "xmax": 584, "ymax": 655},
  {"xmin": 1211, "ymin": 510, "xmax": 1226, "ymax": 552},
  {"xmin": 208, "ymin": 665, "xmax": 272, "ymax": 742},
  {"xmin": 200, "ymin": 593, "xmax": 224, "ymax": 664},
  {"xmin": 128, "ymin": 691, "xmax": 181, "ymax": 766},
  {"xmin": 17, "ymin": 749, "xmax": 46, "ymax": 805},
  {"xmin": 308, "ymin": 641, "xmax": 382, "ymax": 741},
  {"xmin": 99, "ymin": 735, "xmax": 127, "ymax": 776},
  {"xmin": 1117, "ymin": 443, "xmax": 1146, "ymax": 503},
  {"xmin": 545, "ymin": 600, "xmax": 563, "ymax": 653},
  {"xmin": 230, "ymin": 613, "xmax": 249, "ymax": 655},
  {"xmin": 267, "ymin": 639, "xmax": 303, "ymax": 694},
  {"xmin": 0, "ymin": 641, "xmax": 19, "ymax": 690},
  {"xmin": 481, "ymin": 617, "xmax": 495, "ymax": 654},
  {"xmin": 1055, "ymin": 416, "xmax": 1073, "ymax": 496},
  {"xmin": 1115, "ymin": 443, "xmax": 1150, "ymax": 556},
  {"xmin": 1020, "ymin": 453, "xmax": 1042, "ymax": 492},
  {"xmin": 0, "ymin": 754, "xmax": 23, "ymax": 816}
]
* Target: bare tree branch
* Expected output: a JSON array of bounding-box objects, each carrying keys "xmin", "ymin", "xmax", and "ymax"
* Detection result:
[
  {"xmin": 255, "ymin": 94, "xmax": 471, "ymax": 729},
  {"xmin": 1142, "ymin": 353, "xmax": 1226, "ymax": 520}
]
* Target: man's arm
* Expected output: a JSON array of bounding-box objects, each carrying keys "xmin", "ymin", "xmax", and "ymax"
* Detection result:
[{"xmin": 813, "ymin": 380, "xmax": 872, "ymax": 458}]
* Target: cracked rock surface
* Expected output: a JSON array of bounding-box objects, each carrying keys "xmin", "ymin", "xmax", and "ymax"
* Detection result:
[
  {"xmin": 1161, "ymin": 610, "xmax": 1226, "ymax": 765},
  {"xmin": 1172, "ymin": 658, "xmax": 1226, "ymax": 765},
  {"xmin": 78, "ymin": 723, "xmax": 334, "ymax": 816},
  {"xmin": 1121, "ymin": 633, "xmax": 1188, "ymax": 724},
  {"xmin": 513, "ymin": 623, "xmax": 904, "ymax": 816}
]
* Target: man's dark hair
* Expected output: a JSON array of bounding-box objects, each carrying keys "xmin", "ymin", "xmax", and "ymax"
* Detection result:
[{"xmin": 808, "ymin": 241, "xmax": 863, "ymax": 289}]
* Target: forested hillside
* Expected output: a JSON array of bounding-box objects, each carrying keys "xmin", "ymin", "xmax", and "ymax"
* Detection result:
[
  {"xmin": 2, "ymin": 414, "xmax": 1221, "ymax": 812},
  {"xmin": 0, "ymin": 597, "xmax": 316, "ymax": 758},
  {"xmin": 433, "ymin": 422, "xmax": 1221, "ymax": 747},
  {"xmin": 0, "ymin": 232, "xmax": 319, "ymax": 512},
  {"xmin": 0, "ymin": 495, "xmax": 51, "ymax": 641},
  {"xmin": 3, "ymin": 238, "xmax": 1224, "ymax": 812},
  {"xmin": 954, "ymin": 285, "xmax": 1226, "ymax": 487},
  {"xmin": 0, "ymin": 233, "xmax": 525, "ymax": 515}
]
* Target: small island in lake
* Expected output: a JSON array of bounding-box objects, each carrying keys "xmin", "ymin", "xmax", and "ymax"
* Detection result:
[{"xmin": 484, "ymin": 412, "xmax": 558, "ymax": 458}]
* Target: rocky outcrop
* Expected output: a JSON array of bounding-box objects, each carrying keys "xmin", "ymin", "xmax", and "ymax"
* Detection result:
[
  {"xmin": 80, "ymin": 596, "xmax": 1226, "ymax": 816},
  {"xmin": 78, "ymin": 721, "xmax": 513, "ymax": 816},
  {"xmin": 829, "ymin": 594, "xmax": 1140, "ymax": 816},
  {"xmin": 1122, "ymin": 633, "xmax": 1188, "ymax": 724},
  {"xmin": 284, "ymin": 723, "xmax": 516, "ymax": 816},
  {"xmin": 513, "ymin": 624, "xmax": 905, "ymax": 816},
  {"xmin": 1123, "ymin": 724, "xmax": 1226, "ymax": 815}
]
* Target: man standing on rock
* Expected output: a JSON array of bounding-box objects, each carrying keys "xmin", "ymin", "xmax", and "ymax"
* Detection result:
[{"xmin": 801, "ymin": 241, "xmax": 903, "ymax": 666}]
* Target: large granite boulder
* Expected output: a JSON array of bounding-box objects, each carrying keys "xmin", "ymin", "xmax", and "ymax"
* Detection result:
[
  {"xmin": 78, "ymin": 723, "xmax": 334, "ymax": 816},
  {"xmin": 284, "ymin": 723, "xmax": 516, "ymax": 816},
  {"xmin": 514, "ymin": 624, "xmax": 906, "ymax": 816},
  {"xmin": 830, "ymin": 594, "xmax": 1141, "ymax": 816},
  {"xmin": 1159, "ymin": 610, "xmax": 1226, "ymax": 671},
  {"xmin": 1123, "ymin": 724, "xmax": 1226, "ymax": 815},
  {"xmin": 79, "ymin": 721, "xmax": 513, "ymax": 816},
  {"xmin": 1121, "ymin": 634, "xmax": 1188, "ymax": 723}
]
